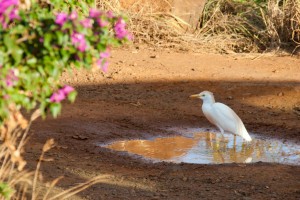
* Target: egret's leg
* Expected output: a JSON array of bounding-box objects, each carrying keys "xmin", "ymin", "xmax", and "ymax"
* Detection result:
[
  {"xmin": 217, "ymin": 127, "xmax": 225, "ymax": 141},
  {"xmin": 234, "ymin": 135, "xmax": 236, "ymax": 148},
  {"xmin": 216, "ymin": 125, "xmax": 224, "ymax": 136},
  {"xmin": 220, "ymin": 129, "xmax": 224, "ymax": 136}
]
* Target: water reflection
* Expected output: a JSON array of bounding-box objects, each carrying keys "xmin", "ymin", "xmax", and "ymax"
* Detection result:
[{"xmin": 104, "ymin": 132, "xmax": 300, "ymax": 165}]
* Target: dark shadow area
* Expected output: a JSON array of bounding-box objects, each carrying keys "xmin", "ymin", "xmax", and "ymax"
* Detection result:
[
  {"xmin": 73, "ymin": 79, "xmax": 299, "ymax": 139},
  {"xmin": 26, "ymin": 79, "xmax": 300, "ymax": 199}
]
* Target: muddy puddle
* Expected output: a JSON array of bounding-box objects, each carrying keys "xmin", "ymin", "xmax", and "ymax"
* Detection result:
[{"xmin": 102, "ymin": 130, "xmax": 300, "ymax": 165}]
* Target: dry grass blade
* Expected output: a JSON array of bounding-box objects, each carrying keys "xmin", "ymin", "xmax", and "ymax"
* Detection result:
[
  {"xmin": 42, "ymin": 176, "xmax": 64, "ymax": 200},
  {"xmin": 47, "ymin": 176, "xmax": 105, "ymax": 200},
  {"xmin": 30, "ymin": 109, "xmax": 41, "ymax": 122},
  {"xmin": 42, "ymin": 139, "xmax": 55, "ymax": 153},
  {"xmin": 32, "ymin": 139, "xmax": 55, "ymax": 199}
]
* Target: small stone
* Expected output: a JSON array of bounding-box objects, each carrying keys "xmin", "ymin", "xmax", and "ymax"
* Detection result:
[
  {"xmin": 150, "ymin": 55, "xmax": 159, "ymax": 59},
  {"xmin": 182, "ymin": 177, "xmax": 188, "ymax": 182},
  {"xmin": 277, "ymin": 92, "xmax": 284, "ymax": 96},
  {"xmin": 227, "ymin": 96, "xmax": 233, "ymax": 100}
]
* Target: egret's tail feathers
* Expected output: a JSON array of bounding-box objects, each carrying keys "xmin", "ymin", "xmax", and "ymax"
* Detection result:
[
  {"xmin": 242, "ymin": 133, "xmax": 252, "ymax": 142},
  {"xmin": 239, "ymin": 124, "xmax": 252, "ymax": 142}
]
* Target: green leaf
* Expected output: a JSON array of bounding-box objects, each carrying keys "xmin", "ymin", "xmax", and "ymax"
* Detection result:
[
  {"xmin": 0, "ymin": 182, "xmax": 14, "ymax": 200},
  {"xmin": 50, "ymin": 103, "xmax": 61, "ymax": 118},
  {"xmin": 3, "ymin": 35, "xmax": 14, "ymax": 50},
  {"xmin": 27, "ymin": 57, "xmax": 37, "ymax": 65},
  {"xmin": 12, "ymin": 48, "xmax": 23, "ymax": 64},
  {"xmin": 67, "ymin": 91, "xmax": 77, "ymax": 103},
  {"xmin": 56, "ymin": 31, "xmax": 64, "ymax": 45},
  {"xmin": 44, "ymin": 33, "xmax": 52, "ymax": 49}
]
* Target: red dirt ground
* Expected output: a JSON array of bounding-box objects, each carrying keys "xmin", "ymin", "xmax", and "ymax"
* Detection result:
[{"xmin": 27, "ymin": 47, "xmax": 300, "ymax": 199}]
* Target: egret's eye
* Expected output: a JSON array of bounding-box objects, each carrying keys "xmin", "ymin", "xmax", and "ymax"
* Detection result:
[{"xmin": 202, "ymin": 94, "xmax": 205, "ymax": 97}]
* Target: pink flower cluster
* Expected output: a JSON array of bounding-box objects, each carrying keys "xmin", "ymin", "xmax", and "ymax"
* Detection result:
[
  {"xmin": 88, "ymin": 9, "xmax": 109, "ymax": 28},
  {"xmin": 5, "ymin": 68, "xmax": 18, "ymax": 87},
  {"xmin": 55, "ymin": 11, "xmax": 78, "ymax": 26},
  {"xmin": 80, "ymin": 18, "xmax": 92, "ymax": 28},
  {"xmin": 0, "ymin": 0, "xmax": 20, "ymax": 29},
  {"xmin": 56, "ymin": 12, "xmax": 89, "ymax": 52},
  {"xmin": 50, "ymin": 85, "xmax": 74, "ymax": 103},
  {"xmin": 55, "ymin": 12, "xmax": 68, "ymax": 26},
  {"xmin": 71, "ymin": 32, "xmax": 87, "ymax": 52},
  {"xmin": 96, "ymin": 51, "xmax": 110, "ymax": 72},
  {"xmin": 114, "ymin": 18, "xmax": 132, "ymax": 40},
  {"xmin": 54, "ymin": 8, "xmax": 131, "ymax": 73}
]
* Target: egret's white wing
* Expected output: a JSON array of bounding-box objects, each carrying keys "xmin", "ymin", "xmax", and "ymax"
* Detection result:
[
  {"xmin": 211, "ymin": 103, "xmax": 241, "ymax": 134},
  {"xmin": 211, "ymin": 103, "xmax": 252, "ymax": 141}
]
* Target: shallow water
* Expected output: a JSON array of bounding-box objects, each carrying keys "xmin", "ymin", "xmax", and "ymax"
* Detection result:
[{"xmin": 103, "ymin": 130, "xmax": 300, "ymax": 165}]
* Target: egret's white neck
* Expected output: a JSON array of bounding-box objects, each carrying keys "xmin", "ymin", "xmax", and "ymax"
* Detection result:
[{"xmin": 202, "ymin": 97, "xmax": 215, "ymax": 105}]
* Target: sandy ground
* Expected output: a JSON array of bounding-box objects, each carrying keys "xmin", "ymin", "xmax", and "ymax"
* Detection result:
[{"xmin": 27, "ymin": 47, "xmax": 300, "ymax": 199}]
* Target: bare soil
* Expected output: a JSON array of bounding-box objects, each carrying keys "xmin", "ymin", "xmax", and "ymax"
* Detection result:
[{"xmin": 27, "ymin": 47, "xmax": 300, "ymax": 199}]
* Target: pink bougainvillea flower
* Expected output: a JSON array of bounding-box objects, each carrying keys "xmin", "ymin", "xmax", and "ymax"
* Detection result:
[
  {"xmin": 71, "ymin": 32, "xmax": 87, "ymax": 52},
  {"xmin": 0, "ymin": 0, "xmax": 19, "ymax": 14},
  {"xmin": 49, "ymin": 85, "xmax": 74, "ymax": 103},
  {"xmin": 101, "ymin": 61, "xmax": 109, "ymax": 73},
  {"xmin": 9, "ymin": 7, "xmax": 19, "ymax": 20},
  {"xmin": 55, "ymin": 12, "xmax": 68, "ymax": 26},
  {"xmin": 80, "ymin": 18, "xmax": 93, "ymax": 28},
  {"xmin": 69, "ymin": 11, "xmax": 77, "ymax": 20},
  {"xmin": 5, "ymin": 79, "xmax": 13, "ymax": 87},
  {"xmin": 50, "ymin": 90, "xmax": 65, "ymax": 103},
  {"xmin": 97, "ymin": 58, "xmax": 109, "ymax": 73},
  {"xmin": 5, "ymin": 69, "xmax": 19, "ymax": 87},
  {"xmin": 89, "ymin": 8, "xmax": 101, "ymax": 18},
  {"xmin": 61, "ymin": 85, "xmax": 74, "ymax": 95},
  {"xmin": 96, "ymin": 51, "xmax": 110, "ymax": 73},
  {"xmin": 97, "ymin": 18, "xmax": 108, "ymax": 27},
  {"xmin": 106, "ymin": 10, "xmax": 114, "ymax": 18},
  {"xmin": 0, "ymin": 0, "xmax": 20, "ymax": 28},
  {"xmin": 3, "ymin": 94, "xmax": 9, "ymax": 100},
  {"xmin": 127, "ymin": 33, "xmax": 134, "ymax": 41},
  {"xmin": 0, "ymin": 15, "xmax": 8, "ymax": 28},
  {"xmin": 114, "ymin": 18, "xmax": 130, "ymax": 40},
  {"xmin": 100, "ymin": 50, "xmax": 110, "ymax": 59}
]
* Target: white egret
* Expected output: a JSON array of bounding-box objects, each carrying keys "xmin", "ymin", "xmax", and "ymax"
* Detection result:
[{"xmin": 190, "ymin": 91, "xmax": 252, "ymax": 142}]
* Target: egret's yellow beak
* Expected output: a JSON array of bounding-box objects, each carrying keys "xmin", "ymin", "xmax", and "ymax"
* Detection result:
[{"xmin": 190, "ymin": 94, "xmax": 199, "ymax": 98}]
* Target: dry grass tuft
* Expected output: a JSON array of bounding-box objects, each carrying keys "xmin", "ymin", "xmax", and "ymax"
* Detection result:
[
  {"xmin": 0, "ymin": 106, "xmax": 102, "ymax": 199},
  {"xmin": 0, "ymin": 105, "xmax": 35, "ymax": 199},
  {"xmin": 96, "ymin": 0, "xmax": 300, "ymax": 53},
  {"xmin": 197, "ymin": 0, "xmax": 267, "ymax": 52},
  {"xmin": 96, "ymin": 0, "xmax": 190, "ymax": 48},
  {"xmin": 292, "ymin": 1, "xmax": 300, "ymax": 50},
  {"xmin": 262, "ymin": 0, "xmax": 300, "ymax": 51}
]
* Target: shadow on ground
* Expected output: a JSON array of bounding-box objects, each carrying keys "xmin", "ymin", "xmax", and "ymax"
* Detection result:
[{"xmin": 27, "ymin": 78, "xmax": 300, "ymax": 199}]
